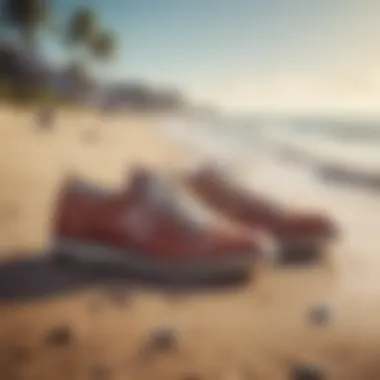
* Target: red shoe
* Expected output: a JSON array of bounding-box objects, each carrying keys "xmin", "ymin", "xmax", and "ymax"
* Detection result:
[
  {"xmin": 53, "ymin": 168, "xmax": 277, "ymax": 282},
  {"xmin": 186, "ymin": 164, "xmax": 339, "ymax": 263}
]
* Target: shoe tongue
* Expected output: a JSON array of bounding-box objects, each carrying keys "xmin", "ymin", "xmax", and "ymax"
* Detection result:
[
  {"xmin": 127, "ymin": 168, "xmax": 169, "ymax": 203},
  {"xmin": 126, "ymin": 168, "xmax": 213, "ymax": 228},
  {"xmin": 127, "ymin": 168, "xmax": 154, "ymax": 195}
]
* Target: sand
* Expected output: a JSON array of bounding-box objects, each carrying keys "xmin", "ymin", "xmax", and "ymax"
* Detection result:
[{"xmin": 0, "ymin": 107, "xmax": 379, "ymax": 380}]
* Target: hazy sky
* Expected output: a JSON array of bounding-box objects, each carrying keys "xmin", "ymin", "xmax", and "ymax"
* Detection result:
[{"xmin": 45, "ymin": 0, "xmax": 380, "ymax": 115}]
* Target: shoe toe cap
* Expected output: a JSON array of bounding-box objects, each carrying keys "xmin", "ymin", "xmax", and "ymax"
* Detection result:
[{"xmin": 285, "ymin": 213, "xmax": 339, "ymax": 240}]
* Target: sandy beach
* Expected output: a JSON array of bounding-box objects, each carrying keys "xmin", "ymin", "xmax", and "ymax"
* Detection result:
[{"xmin": 0, "ymin": 107, "xmax": 380, "ymax": 380}]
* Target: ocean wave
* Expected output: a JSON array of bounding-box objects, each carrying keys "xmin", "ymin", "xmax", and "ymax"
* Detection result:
[
  {"xmin": 163, "ymin": 115, "xmax": 380, "ymax": 193},
  {"xmin": 265, "ymin": 129, "xmax": 380, "ymax": 193}
]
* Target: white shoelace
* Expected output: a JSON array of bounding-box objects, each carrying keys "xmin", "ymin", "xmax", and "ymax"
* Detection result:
[{"xmin": 143, "ymin": 176, "xmax": 213, "ymax": 230}]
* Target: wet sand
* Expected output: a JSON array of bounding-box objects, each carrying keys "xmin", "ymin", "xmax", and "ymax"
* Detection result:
[{"xmin": 0, "ymin": 108, "xmax": 379, "ymax": 380}]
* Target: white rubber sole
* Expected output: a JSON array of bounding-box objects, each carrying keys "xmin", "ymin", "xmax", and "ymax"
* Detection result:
[{"xmin": 55, "ymin": 238, "xmax": 258, "ymax": 282}]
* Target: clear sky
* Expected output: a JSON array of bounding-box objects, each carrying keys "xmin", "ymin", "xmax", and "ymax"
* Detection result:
[{"xmin": 43, "ymin": 0, "xmax": 380, "ymax": 115}]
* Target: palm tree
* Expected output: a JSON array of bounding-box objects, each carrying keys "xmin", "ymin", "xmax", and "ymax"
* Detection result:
[
  {"xmin": 0, "ymin": 0, "xmax": 49, "ymax": 52},
  {"xmin": 90, "ymin": 29, "xmax": 116, "ymax": 62},
  {"xmin": 66, "ymin": 7, "xmax": 117, "ymax": 64},
  {"xmin": 65, "ymin": 7, "xmax": 97, "ymax": 48},
  {"xmin": 65, "ymin": 7, "xmax": 117, "ymax": 104},
  {"xmin": 65, "ymin": 7, "xmax": 99, "ymax": 99}
]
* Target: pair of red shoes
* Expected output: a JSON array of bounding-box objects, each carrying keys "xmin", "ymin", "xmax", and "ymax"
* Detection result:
[{"xmin": 53, "ymin": 165, "xmax": 338, "ymax": 282}]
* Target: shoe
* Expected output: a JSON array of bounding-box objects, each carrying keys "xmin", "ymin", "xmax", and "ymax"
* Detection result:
[
  {"xmin": 53, "ymin": 168, "xmax": 277, "ymax": 282},
  {"xmin": 186, "ymin": 164, "xmax": 339, "ymax": 264}
]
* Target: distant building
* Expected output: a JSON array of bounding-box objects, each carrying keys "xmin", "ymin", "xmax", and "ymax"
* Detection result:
[{"xmin": 100, "ymin": 82, "xmax": 187, "ymax": 112}]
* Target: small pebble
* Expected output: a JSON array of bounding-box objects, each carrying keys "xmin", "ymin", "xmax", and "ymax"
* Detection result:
[
  {"xmin": 181, "ymin": 374, "xmax": 201, "ymax": 380},
  {"xmin": 147, "ymin": 327, "xmax": 179, "ymax": 352},
  {"xmin": 8, "ymin": 346, "xmax": 31, "ymax": 363},
  {"xmin": 89, "ymin": 366, "xmax": 110, "ymax": 380},
  {"xmin": 44, "ymin": 325, "xmax": 73, "ymax": 346},
  {"xmin": 291, "ymin": 365, "xmax": 324, "ymax": 380},
  {"xmin": 308, "ymin": 305, "xmax": 330, "ymax": 326}
]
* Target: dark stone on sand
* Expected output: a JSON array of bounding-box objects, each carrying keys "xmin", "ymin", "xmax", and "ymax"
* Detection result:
[
  {"xmin": 308, "ymin": 305, "xmax": 330, "ymax": 326},
  {"xmin": 8, "ymin": 346, "xmax": 31, "ymax": 363},
  {"xmin": 291, "ymin": 365, "xmax": 324, "ymax": 380},
  {"xmin": 181, "ymin": 374, "xmax": 201, "ymax": 380},
  {"xmin": 147, "ymin": 327, "xmax": 179, "ymax": 352},
  {"xmin": 89, "ymin": 366, "xmax": 110, "ymax": 380},
  {"xmin": 44, "ymin": 325, "xmax": 73, "ymax": 346}
]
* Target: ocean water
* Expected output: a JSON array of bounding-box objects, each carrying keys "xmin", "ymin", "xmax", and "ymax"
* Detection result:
[
  {"xmin": 164, "ymin": 115, "xmax": 380, "ymax": 173},
  {"xmin": 162, "ymin": 115, "xmax": 380, "ymax": 269}
]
